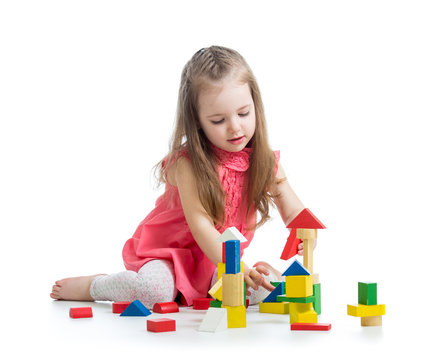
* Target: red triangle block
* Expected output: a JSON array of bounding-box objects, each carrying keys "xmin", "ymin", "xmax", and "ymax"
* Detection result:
[
  {"xmin": 280, "ymin": 229, "xmax": 301, "ymax": 260},
  {"xmin": 286, "ymin": 208, "xmax": 326, "ymax": 229}
]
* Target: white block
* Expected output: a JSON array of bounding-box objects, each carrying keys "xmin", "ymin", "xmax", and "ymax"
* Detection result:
[
  {"xmin": 216, "ymin": 226, "xmax": 248, "ymax": 243},
  {"xmin": 198, "ymin": 308, "xmax": 228, "ymax": 332}
]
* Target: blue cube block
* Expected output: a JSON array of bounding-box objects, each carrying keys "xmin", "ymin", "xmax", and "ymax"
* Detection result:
[{"xmin": 225, "ymin": 240, "xmax": 240, "ymax": 274}]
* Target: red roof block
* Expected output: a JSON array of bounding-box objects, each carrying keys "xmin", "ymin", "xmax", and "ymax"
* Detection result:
[{"xmin": 286, "ymin": 208, "xmax": 326, "ymax": 229}]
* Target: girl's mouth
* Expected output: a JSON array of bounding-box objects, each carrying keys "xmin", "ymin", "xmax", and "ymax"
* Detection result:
[{"xmin": 228, "ymin": 136, "xmax": 245, "ymax": 145}]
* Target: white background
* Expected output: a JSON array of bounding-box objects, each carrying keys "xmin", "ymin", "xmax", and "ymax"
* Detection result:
[{"xmin": 1, "ymin": 0, "xmax": 438, "ymax": 358}]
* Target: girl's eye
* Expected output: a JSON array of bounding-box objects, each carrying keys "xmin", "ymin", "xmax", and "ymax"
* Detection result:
[
  {"xmin": 239, "ymin": 111, "xmax": 249, "ymax": 117},
  {"xmin": 212, "ymin": 119, "xmax": 224, "ymax": 125}
]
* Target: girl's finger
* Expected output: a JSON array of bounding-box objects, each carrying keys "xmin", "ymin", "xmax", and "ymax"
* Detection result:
[{"xmin": 254, "ymin": 265, "xmax": 270, "ymax": 276}]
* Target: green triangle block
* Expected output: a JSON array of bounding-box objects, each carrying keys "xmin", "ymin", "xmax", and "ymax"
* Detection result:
[{"xmin": 358, "ymin": 282, "xmax": 377, "ymax": 305}]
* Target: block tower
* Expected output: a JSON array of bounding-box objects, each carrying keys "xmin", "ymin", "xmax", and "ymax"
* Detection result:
[
  {"xmin": 347, "ymin": 282, "xmax": 386, "ymax": 326},
  {"xmin": 208, "ymin": 227, "xmax": 247, "ymax": 328}
]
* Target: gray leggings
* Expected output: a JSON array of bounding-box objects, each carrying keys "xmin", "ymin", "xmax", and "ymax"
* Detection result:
[{"xmin": 90, "ymin": 259, "xmax": 278, "ymax": 309}]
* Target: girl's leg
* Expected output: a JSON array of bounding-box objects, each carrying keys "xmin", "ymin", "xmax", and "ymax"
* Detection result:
[{"xmin": 90, "ymin": 260, "xmax": 178, "ymax": 309}]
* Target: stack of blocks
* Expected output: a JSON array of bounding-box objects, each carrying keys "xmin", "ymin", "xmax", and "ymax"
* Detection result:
[
  {"xmin": 200, "ymin": 227, "xmax": 247, "ymax": 331},
  {"xmin": 259, "ymin": 259, "xmax": 321, "ymax": 320},
  {"xmin": 347, "ymin": 282, "xmax": 386, "ymax": 326}
]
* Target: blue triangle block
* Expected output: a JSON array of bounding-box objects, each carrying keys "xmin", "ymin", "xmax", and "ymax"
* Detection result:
[
  {"xmin": 262, "ymin": 282, "xmax": 285, "ymax": 303},
  {"xmin": 282, "ymin": 259, "xmax": 311, "ymax": 276},
  {"xmin": 120, "ymin": 300, "xmax": 151, "ymax": 317}
]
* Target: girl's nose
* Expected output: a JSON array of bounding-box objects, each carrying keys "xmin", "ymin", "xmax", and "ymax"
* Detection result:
[{"xmin": 228, "ymin": 116, "xmax": 241, "ymax": 132}]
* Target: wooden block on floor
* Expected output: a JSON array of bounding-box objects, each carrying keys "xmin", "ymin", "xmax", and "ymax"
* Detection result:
[
  {"xmin": 361, "ymin": 315, "xmax": 382, "ymax": 326},
  {"xmin": 198, "ymin": 308, "xmax": 227, "ymax": 332},
  {"xmin": 223, "ymin": 305, "xmax": 246, "ymax": 328},
  {"xmin": 291, "ymin": 323, "xmax": 331, "ymax": 331},
  {"xmin": 147, "ymin": 318, "xmax": 176, "ymax": 332},
  {"xmin": 289, "ymin": 302, "xmax": 317, "ymax": 324}
]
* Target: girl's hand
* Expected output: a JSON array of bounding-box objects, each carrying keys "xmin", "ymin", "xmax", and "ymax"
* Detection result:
[
  {"xmin": 297, "ymin": 238, "xmax": 318, "ymax": 256},
  {"xmin": 243, "ymin": 263, "xmax": 275, "ymax": 296}
]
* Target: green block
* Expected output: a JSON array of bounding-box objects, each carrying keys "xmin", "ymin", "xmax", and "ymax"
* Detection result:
[
  {"xmin": 313, "ymin": 283, "xmax": 321, "ymax": 315},
  {"xmin": 210, "ymin": 300, "xmax": 222, "ymax": 308},
  {"xmin": 358, "ymin": 282, "xmax": 377, "ymax": 305},
  {"xmin": 276, "ymin": 295, "xmax": 316, "ymax": 303}
]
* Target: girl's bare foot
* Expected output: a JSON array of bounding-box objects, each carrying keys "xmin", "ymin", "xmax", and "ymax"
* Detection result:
[
  {"xmin": 50, "ymin": 274, "xmax": 106, "ymax": 301},
  {"xmin": 252, "ymin": 261, "xmax": 284, "ymax": 281}
]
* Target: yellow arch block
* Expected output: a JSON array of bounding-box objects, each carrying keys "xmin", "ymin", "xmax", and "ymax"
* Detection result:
[{"xmin": 289, "ymin": 302, "xmax": 317, "ymax": 324}]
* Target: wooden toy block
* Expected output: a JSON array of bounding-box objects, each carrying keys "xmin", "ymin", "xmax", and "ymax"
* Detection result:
[
  {"xmin": 291, "ymin": 323, "xmax": 331, "ymax": 331},
  {"xmin": 147, "ymin": 318, "xmax": 176, "ymax": 332},
  {"xmin": 218, "ymin": 262, "xmax": 225, "ymax": 279},
  {"xmin": 193, "ymin": 298, "xmax": 213, "ymax": 310},
  {"xmin": 69, "ymin": 307, "xmax": 93, "ymax": 319},
  {"xmin": 361, "ymin": 315, "xmax": 382, "ymax": 326},
  {"xmin": 313, "ymin": 283, "xmax": 321, "ymax": 315},
  {"xmin": 285, "ymin": 275, "xmax": 313, "ymax": 298},
  {"xmin": 246, "ymin": 298, "xmax": 249, "ymax": 308},
  {"xmin": 281, "ymin": 228, "xmax": 300, "ymax": 260},
  {"xmin": 312, "ymin": 273, "xmax": 320, "ymax": 284},
  {"xmin": 347, "ymin": 304, "xmax": 385, "ymax": 317},
  {"xmin": 216, "ymin": 226, "xmax": 248, "ymax": 243},
  {"xmin": 289, "ymin": 302, "xmax": 317, "ymax": 324},
  {"xmin": 222, "ymin": 273, "xmax": 244, "ymax": 306},
  {"xmin": 262, "ymin": 282, "xmax": 285, "ymax": 303},
  {"xmin": 286, "ymin": 208, "xmax": 326, "ymax": 229},
  {"xmin": 112, "ymin": 301, "xmax": 131, "ymax": 314},
  {"xmin": 282, "ymin": 259, "xmax": 311, "ymax": 276},
  {"xmin": 198, "ymin": 308, "xmax": 228, "ymax": 332},
  {"xmin": 277, "ymin": 295, "xmax": 316, "ymax": 303},
  {"xmin": 223, "ymin": 305, "xmax": 246, "ymax": 328},
  {"xmin": 218, "ymin": 261, "xmax": 243, "ymax": 279},
  {"xmin": 120, "ymin": 300, "xmax": 151, "ymax": 317},
  {"xmin": 225, "ymin": 240, "xmax": 240, "ymax": 274},
  {"xmin": 358, "ymin": 282, "xmax": 377, "ymax": 305},
  {"xmin": 296, "ymin": 228, "xmax": 317, "ymax": 273},
  {"xmin": 210, "ymin": 300, "xmax": 222, "ymax": 308},
  {"xmin": 208, "ymin": 278, "xmax": 223, "ymax": 301},
  {"xmin": 152, "ymin": 302, "xmax": 179, "ymax": 314},
  {"xmin": 259, "ymin": 302, "xmax": 289, "ymax": 314}
]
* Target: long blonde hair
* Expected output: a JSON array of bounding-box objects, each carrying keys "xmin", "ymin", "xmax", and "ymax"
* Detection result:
[{"xmin": 155, "ymin": 46, "xmax": 279, "ymax": 229}]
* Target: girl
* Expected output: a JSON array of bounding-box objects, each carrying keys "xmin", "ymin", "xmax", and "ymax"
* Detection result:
[{"xmin": 50, "ymin": 46, "xmax": 308, "ymax": 308}]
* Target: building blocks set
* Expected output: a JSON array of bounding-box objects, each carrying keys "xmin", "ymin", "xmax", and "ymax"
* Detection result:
[{"xmin": 67, "ymin": 210, "xmax": 384, "ymax": 333}]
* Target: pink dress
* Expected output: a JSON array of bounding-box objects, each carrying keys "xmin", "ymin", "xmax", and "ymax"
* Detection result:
[{"xmin": 122, "ymin": 144, "xmax": 280, "ymax": 306}]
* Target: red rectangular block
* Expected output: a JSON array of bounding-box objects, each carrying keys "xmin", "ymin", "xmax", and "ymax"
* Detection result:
[
  {"xmin": 193, "ymin": 298, "xmax": 213, "ymax": 310},
  {"xmin": 112, "ymin": 301, "xmax": 131, "ymax": 314},
  {"xmin": 147, "ymin": 318, "xmax": 176, "ymax": 333},
  {"xmin": 69, "ymin": 307, "xmax": 93, "ymax": 318},
  {"xmin": 291, "ymin": 323, "xmax": 331, "ymax": 331}
]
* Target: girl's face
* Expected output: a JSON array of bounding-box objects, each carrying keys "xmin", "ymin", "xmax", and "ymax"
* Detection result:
[{"xmin": 197, "ymin": 75, "xmax": 256, "ymax": 152}]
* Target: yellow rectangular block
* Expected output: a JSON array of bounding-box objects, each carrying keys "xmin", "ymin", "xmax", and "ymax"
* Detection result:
[
  {"xmin": 208, "ymin": 277, "xmax": 223, "ymax": 301},
  {"xmin": 286, "ymin": 275, "xmax": 313, "ymax": 297},
  {"xmin": 223, "ymin": 305, "xmax": 246, "ymax": 328},
  {"xmin": 289, "ymin": 302, "xmax": 317, "ymax": 324},
  {"xmin": 259, "ymin": 302, "xmax": 289, "ymax": 314},
  {"xmin": 222, "ymin": 273, "xmax": 244, "ymax": 306},
  {"xmin": 218, "ymin": 261, "xmax": 243, "ymax": 279},
  {"xmin": 347, "ymin": 304, "xmax": 386, "ymax": 317}
]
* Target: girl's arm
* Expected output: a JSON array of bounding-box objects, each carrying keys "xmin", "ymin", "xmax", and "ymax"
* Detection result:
[
  {"xmin": 172, "ymin": 156, "xmax": 273, "ymax": 293},
  {"xmin": 270, "ymin": 162, "xmax": 306, "ymax": 226},
  {"xmin": 271, "ymin": 162, "xmax": 315, "ymax": 255},
  {"xmin": 173, "ymin": 157, "xmax": 223, "ymax": 265}
]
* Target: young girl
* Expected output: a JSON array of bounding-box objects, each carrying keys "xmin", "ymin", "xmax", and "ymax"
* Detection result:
[{"xmin": 50, "ymin": 46, "xmax": 308, "ymax": 308}]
